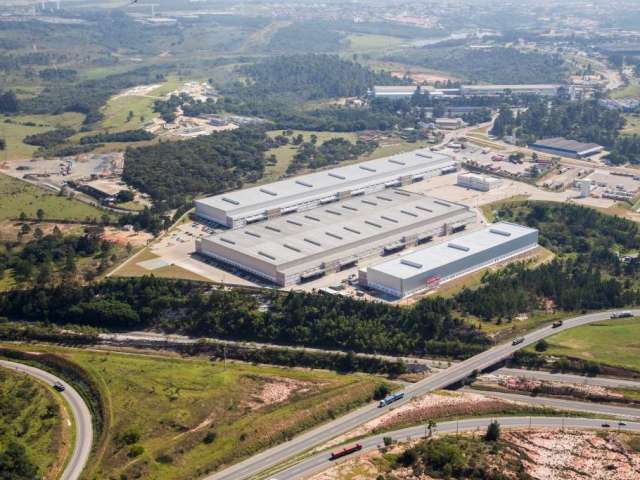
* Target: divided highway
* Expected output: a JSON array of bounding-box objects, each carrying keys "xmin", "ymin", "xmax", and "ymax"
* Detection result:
[
  {"xmin": 0, "ymin": 360, "xmax": 93, "ymax": 480},
  {"xmin": 274, "ymin": 416, "xmax": 640, "ymax": 480},
  {"xmin": 206, "ymin": 308, "xmax": 640, "ymax": 480}
]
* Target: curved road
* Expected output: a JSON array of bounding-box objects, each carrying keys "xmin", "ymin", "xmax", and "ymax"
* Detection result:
[
  {"xmin": 0, "ymin": 360, "xmax": 93, "ymax": 480},
  {"xmin": 275, "ymin": 416, "xmax": 640, "ymax": 480},
  {"xmin": 207, "ymin": 308, "xmax": 640, "ymax": 480}
]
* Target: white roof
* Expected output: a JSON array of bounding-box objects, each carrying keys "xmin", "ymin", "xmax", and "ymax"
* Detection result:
[
  {"xmin": 204, "ymin": 190, "xmax": 469, "ymax": 268},
  {"xmin": 196, "ymin": 149, "xmax": 454, "ymax": 219},
  {"xmin": 369, "ymin": 222, "xmax": 537, "ymax": 279}
]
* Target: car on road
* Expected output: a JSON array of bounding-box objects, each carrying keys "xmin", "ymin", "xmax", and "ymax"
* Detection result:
[
  {"xmin": 552, "ymin": 320, "xmax": 563, "ymax": 328},
  {"xmin": 618, "ymin": 422, "xmax": 626, "ymax": 427},
  {"xmin": 512, "ymin": 337, "xmax": 525, "ymax": 346},
  {"xmin": 53, "ymin": 381, "xmax": 65, "ymax": 392},
  {"xmin": 601, "ymin": 423, "xmax": 611, "ymax": 428}
]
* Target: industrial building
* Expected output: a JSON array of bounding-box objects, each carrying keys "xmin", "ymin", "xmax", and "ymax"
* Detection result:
[
  {"xmin": 361, "ymin": 222, "xmax": 538, "ymax": 298},
  {"xmin": 195, "ymin": 190, "xmax": 476, "ymax": 286},
  {"xmin": 459, "ymin": 84, "xmax": 563, "ymax": 97},
  {"xmin": 195, "ymin": 149, "xmax": 457, "ymax": 228},
  {"xmin": 371, "ymin": 86, "xmax": 422, "ymax": 99},
  {"xmin": 529, "ymin": 137, "xmax": 604, "ymax": 159},
  {"xmin": 457, "ymin": 173, "xmax": 503, "ymax": 191}
]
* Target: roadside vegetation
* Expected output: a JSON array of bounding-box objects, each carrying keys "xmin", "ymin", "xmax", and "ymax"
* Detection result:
[
  {"xmin": 0, "ymin": 366, "xmax": 69, "ymax": 479},
  {"xmin": 1, "ymin": 344, "xmax": 390, "ymax": 480}
]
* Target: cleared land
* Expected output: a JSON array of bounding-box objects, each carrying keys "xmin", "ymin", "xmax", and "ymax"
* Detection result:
[
  {"xmin": 534, "ymin": 317, "xmax": 640, "ymax": 372},
  {"xmin": 0, "ymin": 366, "xmax": 71, "ymax": 480},
  {"xmin": 24, "ymin": 346, "xmax": 388, "ymax": 480},
  {"xmin": 0, "ymin": 173, "xmax": 111, "ymax": 222},
  {"xmin": 346, "ymin": 34, "xmax": 405, "ymax": 53},
  {"xmin": 622, "ymin": 113, "xmax": 640, "ymax": 136}
]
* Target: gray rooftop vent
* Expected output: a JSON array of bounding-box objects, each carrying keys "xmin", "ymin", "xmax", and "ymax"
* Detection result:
[
  {"xmin": 222, "ymin": 197, "xmax": 239, "ymax": 205},
  {"xmin": 259, "ymin": 188, "xmax": 277, "ymax": 196},
  {"xmin": 304, "ymin": 238, "xmax": 321, "ymax": 246},
  {"xmin": 401, "ymin": 259, "xmax": 423, "ymax": 269},
  {"xmin": 490, "ymin": 228, "xmax": 512, "ymax": 237},
  {"xmin": 434, "ymin": 200, "xmax": 451, "ymax": 207},
  {"xmin": 284, "ymin": 244, "xmax": 301, "ymax": 252},
  {"xmin": 389, "ymin": 159, "xmax": 406, "ymax": 165},
  {"xmin": 328, "ymin": 172, "xmax": 346, "ymax": 180},
  {"xmin": 344, "ymin": 226, "xmax": 361, "ymax": 234},
  {"xmin": 448, "ymin": 242, "xmax": 470, "ymax": 252},
  {"xmin": 245, "ymin": 231, "xmax": 261, "ymax": 238},
  {"xmin": 326, "ymin": 231, "xmax": 343, "ymax": 240},
  {"xmin": 362, "ymin": 200, "xmax": 377, "ymax": 206},
  {"xmin": 359, "ymin": 165, "xmax": 376, "ymax": 172},
  {"xmin": 394, "ymin": 190, "xmax": 411, "ymax": 196},
  {"xmin": 416, "ymin": 152, "xmax": 432, "ymax": 159},
  {"xmin": 304, "ymin": 215, "xmax": 320, "ymax": 222},
  {"xmin": 342, "ymin": 205, "xmax": 358, "ymax": 211},
  {"xmin": 376, "ymin": 195, "xmax": 392, "ymax": 202},
  {"xmin": 220, "ymin": 237, "xmax": 235, "ymax": 245},
  {"xmin": 258, "ymin": 251, "xmax": 276, "ymax": 260},
  {"xmin": 265, "ymin": 225, "xmax": 281, "ymax": 232},
  {"xmin": 287, "ymin": 219, "xmax": 303, "ymax": 226},
  {"xmin": 296, "ymin": 180, "xmax": 313, "ymax": 187},
  {"xmin": 365, "ymin": 220, "xmax": 382, "ymax": 228},
  {"xmin": 381, "ymin": 215, "xmax": 398, "ymax": 223},
  {"xmin": 416, "ymin": 205, "xmax": 433, "ymax": 213},
  {"xmin": 401, "ymin": 209, "xmax": 418, "ymax": 217},
  {"xmin": 325, "ymin": 209, "xmax": 342, "ymax": 216}
]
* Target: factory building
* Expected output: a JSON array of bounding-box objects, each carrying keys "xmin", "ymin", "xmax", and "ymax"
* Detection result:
[
  {"xmin": 528, "ymin": 137, "xmax": 604, "ymax": 159},
  {"xmin": 195, "ymin": 149, "xmax": 457, "ymax": 228},
  {"xmin": 459, "ymin": 84, "xmax": 563, "ymax": 97},
  {"xmin": 457, "ymin": 173, "xmax": 502, "ymax": 191},
  {"xmin": 371, "ymin": 85, "xmax": 422, "ymax": 99},
  {"xmin": 196, "ymin": 190, "xmax": 476, "ymax": 286},
  {"xmin": 361, "ymin": 222, "xmax": 538, "ymax": 298}
]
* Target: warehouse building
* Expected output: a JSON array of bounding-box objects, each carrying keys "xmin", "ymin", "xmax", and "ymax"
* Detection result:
[
  {"xmin": 529, "ymin": 137, "xmax": 604, "ymax": 159},
  {"xmin": 460, "ymin": 84, "xmax": 563, "ymax": 97},
  {"xmin": 195, "ymin": 149, "xmax": 457, "ymax": 228},
  {"xmin": 457, "ymin": 172, "xmax": 503, "ymax": 191},
  {"xmin": 371, "ymin": 85, "xmax": 422, "ymax": 98},
  {"xmin": 195, "ymin": 190, "xmax": 476, "ymax": 286},
  {"xmin": 361, "ymin": 222, "xmax": 538, "ymax": 298}
]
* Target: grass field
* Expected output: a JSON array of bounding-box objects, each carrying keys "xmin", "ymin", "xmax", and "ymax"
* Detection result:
[
  {"xmin": 110, "ymin": 248, "xmax": 211, "ymax": 282},
  {"xmin": 346, "ymin": 34, "xmax": 405, "ymax": 53},
  {"xmin": 27, "ymin": 346, "xmax": 388, "ymax": 480},
  {"xmin": 0, "ymin": 366, "xmax": 71, "ymax": 479},
  {"xmin": 610, "ymin": 81, "xmax": 640, "ymax": 100},
  {"xmin": 622, "ymin": 113, "xmax": 640, "ymax": 136},
  {"xmin": 0, "ymin": 173, "xmax": 112, "ymax": 222},
  {"xmin": 0, "ymin": 112, "xmax": 85, "ymax": 161},
  {"xmin": 532, "ymin": 317, "xmax": 640, "ymax": 372}
]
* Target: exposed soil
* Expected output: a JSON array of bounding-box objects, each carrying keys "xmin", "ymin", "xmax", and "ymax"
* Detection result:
[{"xmin": 245, "ymin": 376, "xmax": 316, "ymax": 410}]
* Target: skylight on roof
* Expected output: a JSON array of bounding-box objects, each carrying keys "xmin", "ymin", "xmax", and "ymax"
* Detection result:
[
  {"xmin": 328, "ymin": 172, "xmax": 346, "ymax": 180},
  {"xmin": 222, "ymin": 197, "xmax": 239, "ymax": 205},
  {"xmin": 260, "ymin": 188, "xmax": 277, "ymax": 196},
  {"xmin": 296, "ymin": 180, "xmax": 313, "ymax": 187}
]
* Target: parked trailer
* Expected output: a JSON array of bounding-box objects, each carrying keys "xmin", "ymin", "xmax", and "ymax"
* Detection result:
[
  {"xmin": 379, "ymin": 391, "xmax": 405, "ymax": 408},
  {"xmin": 330, "ymin": 443, "xmax": 363, "ymax": 460}
]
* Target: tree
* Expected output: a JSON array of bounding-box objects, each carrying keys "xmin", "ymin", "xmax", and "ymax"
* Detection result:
[
  {"xmin": 116, "ymin": 190, "xmax": 135, "ymax": 203},
  {"xmin": 373, "ymin": 384, "xmax": 390, "ymax": 400},
  {"xmin": 485, "ymin": 420, "xmax": 500, "ymax": 442},
  {"xmin": 36, "ymin": 209, "xmax": 45, "ymax": 222},
  {"xmin": 535, "ymin": 339, "xmax": 549, "ymax": 352},
  {"xmin": 34, "ymin": 227, "xmax": 44, "ymax": 240},
  {"xmin": 0, "ymin": 440, "xmax": 39, "ymax": 480}
]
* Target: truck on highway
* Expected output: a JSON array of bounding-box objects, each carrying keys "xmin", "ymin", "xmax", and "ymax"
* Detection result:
[
  {"xmin": 611, "ymin": 311, "xmax": 633, "ymax": 319},
  {"xmin": 330, "ymin": 443, "xmax": 362, "ymax": 460},
  {"xmin": 378, "ymin": 391, "xmax": 405, "ymax": 408},
  {"xmin": 512, "ymin": 337, "xmax": 525, "ymax": 346}
]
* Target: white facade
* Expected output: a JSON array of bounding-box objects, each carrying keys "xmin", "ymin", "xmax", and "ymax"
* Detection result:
[
  {"xmin": 457, "ymin": 173, "xmax": 502, "ymax": 191},
  {"xmin": 363, "ymin": 222, "xmax": 539, "ymax": 298}
]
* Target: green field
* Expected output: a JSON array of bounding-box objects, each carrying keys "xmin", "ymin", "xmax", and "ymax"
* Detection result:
[
  {"xmin": 0, "ymin": 366, "xmax": 70, "ymax": 479},
  {"xmin": 610, "ymin": 81, "xmax": 640, "ymax": 100},
  {"xmin": 43, "ymin": 347, "xmax": 386, "ymax": 480},
  {"xmin": 532, "ymin": 317, "xmax": 640, "ymax": 372},
  {"xmin": 0, "ymin": 173, "xmax": 112, "ymax": 222},
  {"xmin": 346, "ymin": 34, "xmax": 406, "ymax": 53},
  {"xmin": 0, "ymin": 113, "xmax": 85, "ymax": 161}
]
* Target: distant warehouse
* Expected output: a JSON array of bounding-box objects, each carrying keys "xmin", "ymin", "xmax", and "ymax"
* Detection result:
[
  {"xmin": 529, "ymin": 137, "xmax": 604, "ymax": 159},
  {"xmin": 196, "ymin": 190, "xmax": 476, "ymax": 286},
  {"xmin": 361, "ymin": 222, "xmax": 538, "ymax": 298},
  {"xmin": 457, "ymin": 173, "xmax": 502, "ymax": 191},
  {"xmin": 195, "ymin": 149, "xmax": 457, "ymax": 228}
]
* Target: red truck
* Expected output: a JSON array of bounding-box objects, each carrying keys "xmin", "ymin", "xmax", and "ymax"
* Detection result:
[{"xmin": 330, "ymin": 443, "xmax": 363, "ymax": 460}]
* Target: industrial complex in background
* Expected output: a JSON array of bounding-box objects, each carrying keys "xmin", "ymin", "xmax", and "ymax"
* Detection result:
[{"xmin": 371, "ymin": 83, "xmax": 566, "ymax": 99}]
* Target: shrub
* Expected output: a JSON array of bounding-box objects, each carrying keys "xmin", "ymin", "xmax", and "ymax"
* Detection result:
[
  {"xmin": 128, "ymin": 444, "xmax": 144, "ymax": 458},
  {"xmin": 485, "ymin": 420, "xmax": 501, "ymax": 442},
  {"xmin": 535, "ymin": 339, "xmax": 549, "ymax": 352},
  {"xmin": 373, "ymin": 384, "xmax": 390, "ymax": 400},
  {"xmin": 203, "ymin": 431, "xmax": 217, "ymax": 444}
]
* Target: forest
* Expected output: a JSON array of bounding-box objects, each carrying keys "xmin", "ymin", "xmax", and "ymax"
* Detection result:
[
  {"xmin": 490, "ymin": 99, "xmax": 640, "ymax": 163},
  {"xmin": 122, "ymin": 127, "xmax": 269, "ymax": 208},
  {"xmin": 80, "ymin": 129, "xmax": 154, "ymax": 145},
  {"xmin": 287, "ymin": 137, "xmax": 378, "ymax": 174}
]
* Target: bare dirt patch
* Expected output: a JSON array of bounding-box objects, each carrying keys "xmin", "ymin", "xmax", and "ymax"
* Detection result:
[
  {"xmin": 101, "ymin": 227, "xmax": 152, "ymax": 247},
  {"xmin": 246, "ymin": 376, "xmax": 316, "ymax": 410}
]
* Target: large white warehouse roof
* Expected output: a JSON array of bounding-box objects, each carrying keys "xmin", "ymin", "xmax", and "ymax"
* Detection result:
[{"xmin": 371, "ymin": 222, "xmax": 538, "ymax": 280}]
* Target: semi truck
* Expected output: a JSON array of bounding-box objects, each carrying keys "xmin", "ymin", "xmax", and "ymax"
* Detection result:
[
  {"xmin": 379, "ymin": 391, "xmax": 405, "ymax": 408},
  {"xmin": 330, "ymin": 443, "xmax": 362, "ymax": 460},
  {"xmin": 611, "ymin": 311, "xmax": 633, "ymax": 319}
]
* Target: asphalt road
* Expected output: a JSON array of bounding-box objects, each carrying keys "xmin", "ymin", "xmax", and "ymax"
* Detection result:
[
  {"xmin": 275, "ymin": 416, "xmax": 640, "ymax": 480},
  {"xmin": 206, "ymin": 308, "xmax": 640, "ymax": 480},
  {"xmin": 496, "ymin": 368, "xmax": 640, "ymax": 390},
  {"xmin": 0, "ymin": 360, "xmax": 93, "ymax": 480}
]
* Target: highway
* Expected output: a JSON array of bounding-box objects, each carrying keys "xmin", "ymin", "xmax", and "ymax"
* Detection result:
[
  {"xmin": 274, "ymin": 416, "xmax": 640, "ymax": 480},
  {"xmin": 206, "ymin": 308, "xmax": 640, "ymax": 480},
  {"xmin": 0, "ymin": 360, "xmax": 93, "ymax": 480}
]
